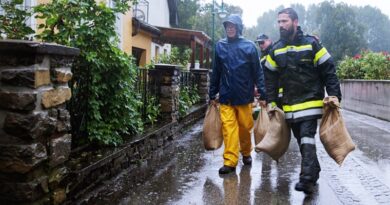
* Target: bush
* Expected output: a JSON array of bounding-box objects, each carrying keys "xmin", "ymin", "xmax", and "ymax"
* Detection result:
[
  {"xmin": 337, "ymin": 51, "xmax": 390, "ymax": 80},
  {"xmin": 35, "ymin": 0, "xmax": 142, "ymax": 146},
  {"xmin": 0, "ymin": 0, "xmax": 34, "ymax": 39},
  {"xmin": 157, "ymin": 46, "xmax": 191, "ymax": 68},
  {"xmin": 178, "ymin": 85, "xmax": 200, "ymax": 117}
]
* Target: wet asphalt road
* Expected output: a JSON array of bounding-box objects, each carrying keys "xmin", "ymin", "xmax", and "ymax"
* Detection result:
[{"xmin": 82, "ymin": 110, "xmax": 390, "ymax": 205}]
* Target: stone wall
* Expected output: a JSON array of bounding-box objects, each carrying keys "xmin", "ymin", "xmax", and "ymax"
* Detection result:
[
  {"xmin": 154, "ymin": 64, "xmax": 181, "ymax": 122},
  {"xmin": 0, "ymin": 42, "xmax": 210, "ymax": 204},
  {"xmin": 64, "ymin": 104, "xmax": 207, "ymax": 204},
  {"xmin": 0, "ymin": 40, "xmax": 79, "ymax": 204},
  {"xmin": 191, "ymin": 68, "xmax": 210, "ymax": 103},
  {"xmin": 340, "ymin": 80, "xmax": 390, "ymax": 121}
]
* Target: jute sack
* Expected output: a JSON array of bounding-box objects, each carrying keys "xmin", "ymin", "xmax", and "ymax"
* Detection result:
[
  {"xmin": 202, "ymin": 104, "xmax": 223, "ymax": 150},
  {"xmin": 255, "ymin": 107, "xmax": 290, "ymax": 161},
  {"xmin": 253, "ymin": 106, "xmax": 270, "ymax": 145},
  {"xmin": 320, "ymin": 96, "xmax": 355, "ymax": 165}
]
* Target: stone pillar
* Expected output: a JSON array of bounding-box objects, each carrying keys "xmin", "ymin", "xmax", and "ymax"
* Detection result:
[
  {"xmin": 0, "ymin": 40, "xmax": 79, "ymax": 205},
  {"xmin": 154, "ymin": 64, "xmax": 180, "ymax": 122},
  {"xmin": 191, "ymin": 68, "xmax": 210, "ymax": 103}
]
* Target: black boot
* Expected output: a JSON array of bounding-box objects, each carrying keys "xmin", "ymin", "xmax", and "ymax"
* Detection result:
[
  {"xmin": 300, "ymin": 144, "xmax": 321, "ymax": 182},
  {"xmin": 295, "ymin": 179, "xmax": 315, "ymax": 194},
  {"xmin": 219, "ymin": 165, "xmax": 236, "ymax": 174},
  {"xmin": 243, "ymin": 155, "xmax": 252, "ymax": 165}
]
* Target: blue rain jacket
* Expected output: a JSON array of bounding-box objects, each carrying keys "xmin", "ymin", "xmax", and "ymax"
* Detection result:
[{"xmin": 209, "ymin": 15, "xmax": 267, "ymax": 105}]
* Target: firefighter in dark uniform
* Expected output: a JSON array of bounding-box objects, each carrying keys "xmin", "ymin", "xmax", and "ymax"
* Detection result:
[
  {"xmin": 264, "ymin": 8, "xmax": 342, "ymax": 194},
  {"xmin": 255, "ymin": 34, "xmax": 283, "ymax": 108}
]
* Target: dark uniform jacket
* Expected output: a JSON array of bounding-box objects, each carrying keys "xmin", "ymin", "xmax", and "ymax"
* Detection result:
[
  {"xmin": 264, "ymin": 27, "xmax": 341, "ymax": 122},
  {"xmin": 209, "ymin": 15, "xmax": 267, "ymax": 105}
]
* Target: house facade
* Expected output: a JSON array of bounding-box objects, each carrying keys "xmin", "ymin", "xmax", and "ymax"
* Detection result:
[{"xmin": 1, "ymin": 0, "xmax": 178, "ymax": 67}]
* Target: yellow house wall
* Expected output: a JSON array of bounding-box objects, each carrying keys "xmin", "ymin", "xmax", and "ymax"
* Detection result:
[
  {"xmin": 132, "ymin": 30, "xmax": 152, "ymax": 66},
  {"xmin": 122, "ymin": 10, "xmax": 133, "ymax": 54},
  {"xmin": 36, "ymin": 0, "xmax": 50, "ymax": 32}
]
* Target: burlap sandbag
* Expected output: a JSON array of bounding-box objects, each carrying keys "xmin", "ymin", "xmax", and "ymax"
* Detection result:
[
  {"xmin": 320, "ymin": 96, "xmax": 355, "ymax": 165},
  {"xmin": 255, "ymin": 107, "xmax": 291, "ymax": 161},
  {"xmin": 253, "ymin": 106, "xmax": 270, "ymax": 145},
  {"xmin": 202, "ymin": 104, "xmax": 223, "ymax": 150}
]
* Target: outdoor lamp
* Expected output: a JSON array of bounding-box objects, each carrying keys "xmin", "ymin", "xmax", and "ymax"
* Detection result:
[
  {"xmin": 216, "ymin": 1, "xmax": 229, "ymax": 19},
  {"xmin": 212, "ymin": 0, "xmax": 229, "ymax": 68}
]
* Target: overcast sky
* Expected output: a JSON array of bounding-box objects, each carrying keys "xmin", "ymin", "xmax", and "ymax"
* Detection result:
[{"xmin": 204, "ymin": 0, "xmax": 390, "ymax": 27}]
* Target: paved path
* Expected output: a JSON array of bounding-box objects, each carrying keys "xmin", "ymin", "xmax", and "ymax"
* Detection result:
[{"xmin": 81, "ymin": 110, "xmax": 390, "ymax": 205}]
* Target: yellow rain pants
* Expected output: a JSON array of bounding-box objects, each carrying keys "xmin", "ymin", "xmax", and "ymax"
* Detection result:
[{"xmin": 220, "ymin": 103, "xmax": 254, "ymax": 167}]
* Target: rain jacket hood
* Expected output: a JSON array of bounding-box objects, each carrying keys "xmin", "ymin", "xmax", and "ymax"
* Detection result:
[
  {"xmin": 223, "ymin": 14, "xmax": 243, "ymax": 38},
  {"xmin": 209, "ymin": 19, "xmax": 267, "ymax": 105}
]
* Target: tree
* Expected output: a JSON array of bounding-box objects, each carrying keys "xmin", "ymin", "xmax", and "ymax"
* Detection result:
[
  {"xmin": 354, "ymin": 6, "xmax": 390, "ymax": 52},
  {"xmin": 244, "ymin": 6, "xmax": 282, "ymax": 43},
  {"xmin": 316, "ymin": 2, "xmax": 367, "ymax": 62},
  {"xmin": 177, "ymin": 0, "xmax": 200, "ymax": 29}
]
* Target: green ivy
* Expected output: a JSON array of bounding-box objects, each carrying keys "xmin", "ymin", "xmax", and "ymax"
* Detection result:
[
  {"xmin": 34, "ymin": 0, "xmax": 142, "ymax": 146},
  {"xmin": 157, "ymin": 46, "xmax": 192, "ymax": 68},
  {"xmin": 145, "ymin": 96, "xmax": 160, "ymax": 125},
  {"xmin": 338, "ymin": 51, "xmax": 390, "ymax": 80},
  {"xmin": 0, "ymin": 0, "xmax": 34, "ymax": 39},
  {"xmin": 179, "ymin": 85, "xmax": 200, "ymax": 117}
]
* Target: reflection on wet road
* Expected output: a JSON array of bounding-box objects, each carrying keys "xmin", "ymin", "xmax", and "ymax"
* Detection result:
[{"xmin": 82, "ymin": 110, "xmax": 390, "ymax": 205}]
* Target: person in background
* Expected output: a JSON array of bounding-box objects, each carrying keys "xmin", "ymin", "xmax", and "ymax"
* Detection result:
[
  {"xmin": 255, "ymin": 34, "xmax": 283, "ymax": 108},
  {"xmin": 264, "ymin": 8, "xmax": 342, "ymax": 194},
  {"xmin": 209, "ymin": 14, "xmax": 267, "ymax": 175}
]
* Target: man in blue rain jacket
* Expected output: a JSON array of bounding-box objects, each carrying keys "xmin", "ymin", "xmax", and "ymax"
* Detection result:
[{"xmin": 209, "ymin": 14, "xmax": 267, "ymax": 175}]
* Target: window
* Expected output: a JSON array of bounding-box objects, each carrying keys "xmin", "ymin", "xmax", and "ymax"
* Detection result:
[
  {"xmin": 0, "ymin": 0, "xmax": 35, "ymax": 38},
  {"xmin": 154, "ymin": 46, "xmax": 160, "ymax": 61},
  {"xmin": 108, "ymin": 0, "xmax": 123, "ymax": 49}
]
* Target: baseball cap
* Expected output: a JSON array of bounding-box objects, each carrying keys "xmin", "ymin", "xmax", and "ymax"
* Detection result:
[{"xmin": 255, "ymin": 34, "xmax": 269, "ymax": 42}]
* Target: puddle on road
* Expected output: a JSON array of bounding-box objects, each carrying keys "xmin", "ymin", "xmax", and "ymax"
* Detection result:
[{"xmin": 83, "ymin": 115, "xmax": 390, "ymax": 205}]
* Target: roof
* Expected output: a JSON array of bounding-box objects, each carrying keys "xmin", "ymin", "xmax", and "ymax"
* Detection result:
[
  {"xmin": 132, "ymin": 18, "xmax": 161, "ymax": 37},
  {"xmin": 156, "ymin": 26, "xmax": 212, "ymax": 49}
]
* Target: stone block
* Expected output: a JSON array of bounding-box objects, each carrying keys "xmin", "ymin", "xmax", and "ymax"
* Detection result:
[
  {"xmin": 0, "ymin": 90, "xmax": 36, "ymax": 111},
  {"xmin": 50, "ymin": 55, "xmax": 75, "ymax": 68},
  {"xmin": 49, "ymin": 134, "xmax": 71, "ymax": 167},
  {"xmin": 54, "ymin": 68, "xmax": 72, "ymax": 83},
  {"xmin": 51, "ymin": 188, "xmax": 66, "ymax": 205},
  {"xmin": 0, "ymin": 54, "xmax": 44, "ymax": 67},
  {"xmin": 56, "ymin": 109, "xmax": 71, "ymax": 132},
  {"xmin": 49, "ymin": 167, "xmax": 68, "ymax": 189},
  {"xmin": 0, "ymin": 143, "xmax": 47, "ymax": 174},
  {"xmin": 160, "ymin": 99, "xmax": 174, "ymax": 112},
  {"xmin": 0, "ymin": 67, "xmax": 50, "ymax": 88},
  {"xmin": 1, "ymin": 69, "xmax": 35, "ymax": 88},
  {"xmin": 35, "ymin": 69, "xmax": 51, "ymax": 88},
  {"xmin": 3, "ymin": 112, "xmax": 56, "ymax": 140},
  {"xmin": 41, "ymin": 87, "xmax": 71, "ymax": 109},
  {"xmin": 0, "ymin": 176, "xmax": 48, "ymax": 202}
]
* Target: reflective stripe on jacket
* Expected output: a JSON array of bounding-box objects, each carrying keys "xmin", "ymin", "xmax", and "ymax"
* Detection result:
[{"xmin": 264, "ymin": 27, "xmax": 341, "ymax": 122}]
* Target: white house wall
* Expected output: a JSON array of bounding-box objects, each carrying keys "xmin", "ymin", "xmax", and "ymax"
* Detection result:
[
  {"xmin": 151, "ymin": 42, "xmax": 171, "ymax": 62},
  {"xmin": 145, "ymin": 0, "xmax": 170, "ymax": 27}
]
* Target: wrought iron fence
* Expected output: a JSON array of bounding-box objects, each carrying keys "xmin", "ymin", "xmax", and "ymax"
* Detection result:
[
  {"xmin": 135, "ymin": 68, "xmax": 161, "ymax": 122},
  {"xmin": 180, "ymin": 70, "xmax": 202, "ymax": 91}
]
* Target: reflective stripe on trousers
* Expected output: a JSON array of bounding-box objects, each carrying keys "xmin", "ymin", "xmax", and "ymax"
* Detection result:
[
  {"xmin": 290, "ymin": 119, "xmax": 321, "ymax": 182},
  {"xmin": 220, "ymin": 103, "xmax": 253, "ymax": 167},
  {"xmin": 285, "ymin": 108, "xmax": 323, "ymax": 120}
]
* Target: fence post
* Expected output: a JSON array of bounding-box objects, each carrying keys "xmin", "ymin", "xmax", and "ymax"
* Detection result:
[
  {"xmin": 190, "ymin": 68, "xmax": 210, "ymax": 103},
  {"xmin": 154, "ymin": 64, "xmax": 181, "ymax": 122},
  {"xmin": 0, "ymin": 40, "xmax": 79, "ymax": 204}
]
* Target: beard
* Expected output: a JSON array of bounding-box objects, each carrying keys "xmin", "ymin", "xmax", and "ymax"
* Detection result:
[{"xmin": 280, "ymin": 26, "xmax": 294, "ymax": 40}]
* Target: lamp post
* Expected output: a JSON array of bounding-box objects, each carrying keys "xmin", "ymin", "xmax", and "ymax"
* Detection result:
[{"xmin": 211, "ymin": 0, "xmax": 229, "ymax": 69}]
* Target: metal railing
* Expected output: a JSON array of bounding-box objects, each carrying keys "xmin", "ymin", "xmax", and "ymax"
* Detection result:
[{"xmin": 135, "ymin": 68, "xmax": 161, "ymax": 121}]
